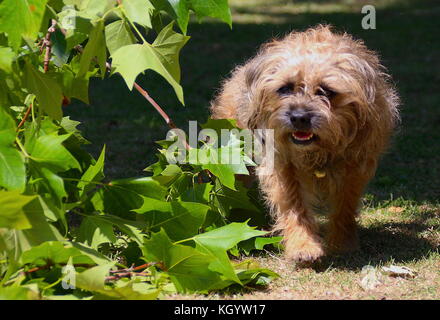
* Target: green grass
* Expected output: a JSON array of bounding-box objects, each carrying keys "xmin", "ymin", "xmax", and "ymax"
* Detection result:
[{"xmin": 65, "ymin": 0, "xmax": 440, "ymax": 299}]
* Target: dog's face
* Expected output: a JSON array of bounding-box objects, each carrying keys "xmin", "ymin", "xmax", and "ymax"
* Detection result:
[
  {"xmin": 264, "ymin": 56, "xmax": 366, "ymax": 152},
  {"xmin": 241, "ymin": 26, "xmax": 398, "ymax": 163}
]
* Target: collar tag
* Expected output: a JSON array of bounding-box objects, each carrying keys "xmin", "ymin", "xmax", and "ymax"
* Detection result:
[{"xmin": 314, "ymin": 170, "xmax": 326, "ymax": 178}]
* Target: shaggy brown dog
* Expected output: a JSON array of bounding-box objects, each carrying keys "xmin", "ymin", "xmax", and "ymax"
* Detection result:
[{"xmin": 210, "ymin": 25, "xmax": 400, "ymax": 263}]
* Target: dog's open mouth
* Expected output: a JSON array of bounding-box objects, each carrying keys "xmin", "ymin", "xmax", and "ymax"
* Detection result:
[{"xmin": 291, "ymin": 131, "xmax": 317, "ymax": 145}]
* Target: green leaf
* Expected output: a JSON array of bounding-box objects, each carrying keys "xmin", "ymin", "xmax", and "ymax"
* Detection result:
[
  {"xmin": 24, "ymin": 117, "xmax": 60, "ymax": 151},
  {"xmin": 193, "ymin": 222, "xmax": 267, "ymax": 251},
  {"xmin": 143, "ymin": 229, "xmax": 226, "ymax": 292},
  {"xmin": 61, "ymin": 13, "xmax": 92, "ymax": 51},
  {"xmin": 203, "ymin": 161, "xmax": 236, "ymax": 190},
  {"xmin": 91, "ymin": 177, "xmax": 166, "ymax": 217},
  {"xmin": 60, "ymin": 116, "xmax": 88, "ymax": 144},
  {"xmin": 29, "ymin": 162, "xmax": 67, "ymax": 206},
  {"xmin": 151, "ymin": 0, "xmax": 232, "ymax": 34},
  {"xmin": 16, "ymin": 197, "xmax": 65, "ymax": 244},
  {"xmin": 0, "ymin": 286, "xmax": 40, "ymax": 300},
  {"xmin": 94, "ymin": 280, "xmax": 160, "ymax": 300},
  {"xmin": 78, "ymin": 0, "xmax": 116, "ymax": 19},
  {"xmin": 122, "ymin": 0, "xmax": 154, "ymax": 29},
  {"xmin": 0, "ymin": 46, "xmax": 14, "ymax": 73},
  {"xmin": 200, "ymin": 118, "xmax": 238, "ymax": 132},
  {"xmin": 69, "ymin": 242, "xmax": 112, "ymax": 265},
  {"xmin": 167, "ymin": 173, "xmax": 193, "ymax": 199},
  {"xmin": 0, "ymin": 108, "xmax": 26, "ymax": 191},
  {"xmin": 21, "ymin": 241, "xmax": 98, "ymax": 266},
  {"xmin": 191, "ymin": 147, "xmax": 248, "ymax": 190},
  {"xmin": 152, "ymin": 0, "xmax": 190, "ymax": 34},
  {"xmin": 0, "ymin": 197, "xmax": 65, "ymax": 264},
  {"xmin": 61, "ymin": 65, "xmax": 91, "ymax": 104},
  {"xmin": 110, "ymin": 177, "xmax": 167, "ymax": 200},
  {"xmin": 111, "ymin": 23, "xmax": 189, "ymax": 104},
  {"xmin": 152, "ymin": 22, "xmax": 190, "ymax": 83},
  {"xmin": 161, "ymin": 164, "xmax": 182, "ymax": 176},
  {"xmin": 190, "ymin": 0, "xmax": 232, "ymax": 27},
  {"xmin": 78, "ymin": 145, "xmax": 105, "ymax": 196},
  {"xmin": 0, "ymin": 191, "xmax": 35, "ymax": 229},
  {"xmin": 75, "ymin": 262, "xmax": 115, "ymax": 292},
  {"xmin": 213, "ymin": 180, "xmax": 268, "ymax": 228},
  {"xmin": 28, "ymin": 133, "xmax": 81, "ymax": 172},
  {"xmin": 180, "ymin": 182, "xmax": 212, "ymax": 204},
  {"xmin": 104, "ymin": 20, "xmax": 136, "ymax": 56},
  {"xmin": 46, "ymin": 0, "xmax": 65, "ymax": 13},
  {"xmin": 0, "ymin": 0, "xmax": 49, "ymax": 50},
  {"xmin": 77, "ymin": 214, "xmax": 117, "ymax": 249},
  {"xmin": 235, "ymin": 261, "xmax": 279, "ymax": 286},
  {"xmin": 214, "ymin": 181, "xmax": 259, "ymax": 213},
  {"xmin": 98, "ymin": 214, "xmax": 146, "ymax": 246},
  {"xmin": 38, "ymin": 195, "xmax": 67, "ymax": 226},
  {"xmin": 255, "ymin": 236, "xmax": 282, "ymax": 250},
  {"xmin": 77, "ymin": 19, "xmax": 106, "ymax": 78},
  {"xmin": 239, "ymin": 236, "xmax": 283, "ymax": 255},
  {"xmin": 134, "ymin": 198, "xmax": 209, "ymax": 240},
  {"xmin": 51, "ymin": 28, "xmax": 70, "ymax": 67},
  {"xmin": 76, "ymin": 265, "xmax": 159, "ymax": 299},
  {"xmin": 189, "ymin": 141, "xmax": 250, "ymax": 190},
  {"xmin": 190, "ymin": 222, "xmax": 266, "ymax": 283},
  {"xmin": 23, "ymin": 62, "xmax": 63, "ymax": 120}
]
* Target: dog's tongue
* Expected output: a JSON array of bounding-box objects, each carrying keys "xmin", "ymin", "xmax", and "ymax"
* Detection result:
[{"xmin": 293, "ymin": 131, "xmax": 313, "ymax": 139}]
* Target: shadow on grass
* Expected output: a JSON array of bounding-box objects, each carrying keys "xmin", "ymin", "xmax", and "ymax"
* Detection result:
[{"xmin": 314, "ymin": 221, "xmax": 439, "ymax": 271}]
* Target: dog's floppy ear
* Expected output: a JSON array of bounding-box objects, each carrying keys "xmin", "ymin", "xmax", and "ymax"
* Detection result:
[
  {"xmin": 243, "ymin": 54, "xmax": 267, "ymax": 89},
  {"xmin": 355, "ymin": 53, "xmax": 381, "ymax": 105},
  {"xmin": 340, "ymin": 49, "xmax": 400, "ymax": 158},
  {"xmin": 240, "ymin": 54, "xmax": 273, "ymax": 129},
  {"xmin": 211, "ymin": 42, "xmax": 277, "ymax": 130}
]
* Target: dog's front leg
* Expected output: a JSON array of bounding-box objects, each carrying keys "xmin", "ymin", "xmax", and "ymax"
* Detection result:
[
  {"xmin": 280, "ymin": 209, "xmax": 324, "ymax": 263},
  {"xmin": 259, "ymin": 166, "xmax": 324, "ymax": 263},
  {"xmin": 326, "ymin": 166, "xmax": 373, "ymax": 254}
]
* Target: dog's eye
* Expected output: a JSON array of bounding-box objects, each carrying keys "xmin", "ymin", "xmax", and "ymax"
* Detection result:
[
  {"xmin": 277, "ymin": 84, "xmax": 294, "ymax": 95},
  {"xmin": 316, "ymin": 86, "xmax": 336, "ymax": 99}
]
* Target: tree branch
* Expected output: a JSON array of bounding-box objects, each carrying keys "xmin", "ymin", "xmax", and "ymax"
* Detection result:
[
  {"xmin": 17, "ymin": 20, "xmax": 57, "ymax": 131},
  {"xmin": 43, "ymin": 19, "xmax": 57, "ymax": 73},
  {"xmin": 16, "ymin": 103, "xmax": 32, "ymax": 132},
  {"xmin": 132, "ymin": 83, "xmax": 178, "ymax": 129}
]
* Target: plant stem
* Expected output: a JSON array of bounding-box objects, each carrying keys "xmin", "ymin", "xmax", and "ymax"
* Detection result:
[
  {"xmin": 74, "ymin": 9, "xmax": 190, "ymax": 151},
  {"xmin": 101, "ymin": 7, "xmax": 116, "ymax": 20},
  {"xmin": 172, "ymin": 237, "xmax": 194, "ymax": 245},
  {"xmin": 15, "ymin": 137, "xmax": 29, "ymax": 158},
  {"xmin": 133, "ymin": 83, "xmax": 176, "ymax": 129},
  {"xmin": 43, "ymin": 19, "xmax": 57, "ymax": 73},
  {"xmin": 133, "ymin": 83, "xmax": 191, "ymax": 150},
  {"xmin": 18, "ymin": 20, "xmax": 56, "ymax": 129},
  {"xmin": 16, "ymin": 103, "xmax": 32, "ymax": 132},
  {"xmin": 118, "ymin": 3, "xmax": 148, "ymax": 44}
]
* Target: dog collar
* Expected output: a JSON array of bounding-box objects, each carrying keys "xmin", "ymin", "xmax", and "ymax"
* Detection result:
[{"xmin": 314, "ymin": 170, "xmax": 326, "ymax": 178}]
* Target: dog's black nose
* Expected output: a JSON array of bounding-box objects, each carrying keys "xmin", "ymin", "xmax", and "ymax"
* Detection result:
[{"xmin": 290, "ymin": 109, "xmax": 312, "ymax": 130}]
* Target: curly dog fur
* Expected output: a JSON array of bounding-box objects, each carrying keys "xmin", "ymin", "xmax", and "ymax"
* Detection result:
[{"xmin": 210, "ymin": 25, "xmax": 400, "ymax": 263}]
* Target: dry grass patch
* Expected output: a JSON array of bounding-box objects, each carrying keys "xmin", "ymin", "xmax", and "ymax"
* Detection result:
[{"xmin": 165, "ymin": 203, "xmax": 440, "ymax": 300}]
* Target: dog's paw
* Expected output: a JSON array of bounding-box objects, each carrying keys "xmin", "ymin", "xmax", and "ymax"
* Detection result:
[{"xmin": 285, "ymin": 242, "xmax": 325, "ymax": 265}]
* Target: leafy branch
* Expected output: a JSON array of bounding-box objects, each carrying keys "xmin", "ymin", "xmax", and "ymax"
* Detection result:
[{"xmin": 0, "ymin": 0, "xmax": 278, "ymax": 300}]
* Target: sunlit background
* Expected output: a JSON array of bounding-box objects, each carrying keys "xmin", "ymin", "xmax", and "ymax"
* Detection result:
[{"xmin": 66, "ymin": 0, "xmax": 440, "ymax": 203}]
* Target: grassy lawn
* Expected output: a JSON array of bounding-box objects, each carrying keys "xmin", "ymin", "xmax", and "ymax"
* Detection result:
[{"xmin": 65, "ymin": 0, "xmax": 440, "ymax": 299}]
